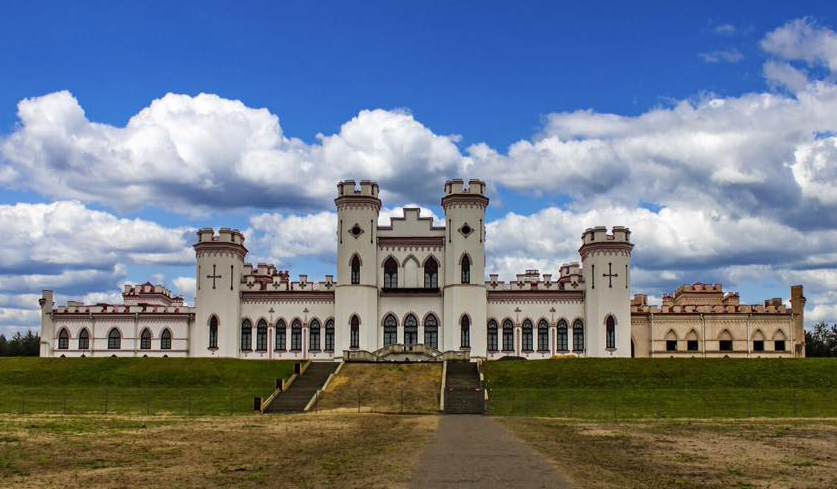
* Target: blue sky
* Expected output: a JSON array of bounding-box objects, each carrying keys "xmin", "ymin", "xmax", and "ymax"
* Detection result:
[{"xmin": 2, "ymin": 0, "xmax": 837, "ymax": 334}]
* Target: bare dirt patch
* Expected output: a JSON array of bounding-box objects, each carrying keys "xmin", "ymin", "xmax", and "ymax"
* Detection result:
[
  {"xmin": 500, "ymin": 417, "xmax": 837, "ymax": 489},
  {"xmin": 0, "ymin": 413, "xmax": 439, "ymax": 489},
  {"xmin": 317, "ymin": 363, "xmax": 442, "ymax": 414}
]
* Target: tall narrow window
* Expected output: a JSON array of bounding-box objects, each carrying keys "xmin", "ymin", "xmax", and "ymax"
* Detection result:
[
  {"xmin": 291, "ymin": 320, "xmax": 302, "ymax": 351},
  {"xmin": 350, "ymin": 315, "xmax": 360, "ymax": 349},
  {"xmin": 161, "ymin": 329, "xmax": 172, "ymax": 350},
  {"xmin": 309, "ymin": 319, "xmax": 321, "ymax": 351},
  {"xmin": 58, "ymin": 328, "xmax": 69, "ymax": 350},
  {"xmin": 108, "ymin": 328, "xmax": 121, "ymax": 350},
  {"xmin": 78, "ymin": 329, "xmax": 89, "ymax": 350},
  {"xmin": 573, "ymin": 319, "xmax": 584, "ymax": 352},
  {"xmin": 241, "ymin": 320, "xmax": 252, "ymax": 351},
  {"xmin": 557, "ymin": 320, "xmax": 568, "ymax": 352},
  {"xmin": 424, "ymin": 257, "xmax": 439, "ymax": 288},
  {"xmin": 404, "ymin": 314, "xmax": 418, "ymax": 345},
  {"xmin": 256, "ymin": 319, "xmax": 268, "ymax": 351},
  {"xmin": 522, "ymin": 319, "xmax": 533, "ymax": 351},
  {"xmin": 487, "ymin": 320, "xmax": 498, "ymax": 352},
  {"xmin": 325, "ymin": 319, "xmax": 335, "ymax": 352},
  {"xmin": 538, "ymin": 320, "xmax": 549, "ymax": 351},
  {"xmin": 460, "ymin": 315, "xmax": 470, "ymax": 349},
  {"xmin": 351, "ymin": 255, "xmax": 361, "ymax": 285},
  {"xmin": 461, "ymin": 255, "xmax": 471, "ymax": 284},
  {"xmin": 606, "ymin": 316, "xmax": 616, "ymax": 349},
  {"xmin": 209, "ymin": 316, "xmax": 219, "ymax": 349},
  {"xmin": 502, "ymin": 319, "xmax": 514, "ymax": 352},
  {"xmin": 140, "ymin": 328, "xmax": 152, "ymax": 350},
  {"xmin": 424, "ymin": 314, "xmax": 438, "ymax": 349},
  {"xmin": 384, "ymin": 257, "xmax": 398, "ymax": 288},
  {"xmin": 275, "ymin": 319, "xmax": 286, "ymax": 351},
  {"xmin": 383, "ymin": 314, "xmax": 398, "ymax": 346}
]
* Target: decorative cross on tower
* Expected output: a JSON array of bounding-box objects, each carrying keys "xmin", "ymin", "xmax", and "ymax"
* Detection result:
[
  {"xmin": 602, "ymin": 262, "xmax": 618, "ymax": 288},
  {"xmin": 207, "ymin": 264, "xmax": 222, "ymax": 290}
]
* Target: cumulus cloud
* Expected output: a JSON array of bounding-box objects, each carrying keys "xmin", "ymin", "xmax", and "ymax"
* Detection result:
[
  {"xmin": 699, "ymin": 48, "xmax": 744, "ymax": 63},
  {"xmin": 761, "ymin": 17, "xmax": 837, "ymax": 72}
]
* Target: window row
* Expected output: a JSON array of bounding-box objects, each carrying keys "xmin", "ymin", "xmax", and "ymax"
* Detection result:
[
  {"xmin": 351, "ymin": 254, "xmax": 471, "ymax": 288},
  {"xmin": 486, "ymin": 319, "xmax": 588, "ymax": 353},
  {"xmin": 663, "ymin": 329, "xmax": 788, "ymax": 352},
  {"xmin": 57, "ymin": 327, "xmax": 171, "ymax": 350},
  {"xmin": 381, "ymin": 313, "xmax": 441, "ymax": 349},
  {"xmin": 238, "ymin": 318, "xmax": 336, "ymax": 352}
]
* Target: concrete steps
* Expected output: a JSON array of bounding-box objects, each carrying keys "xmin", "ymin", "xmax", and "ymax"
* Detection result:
[
  {"xmin": 444, "ymin": 361, "xmax": 484, "ymax": 414},
  {"xmin": 264, "ymin": 362, "xmax": 338, "ymax": 413}
]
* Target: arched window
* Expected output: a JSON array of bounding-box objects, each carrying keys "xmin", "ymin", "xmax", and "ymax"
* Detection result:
[
  {"xmin": 773, "ymin": 330, "xmax": 786, "ymax": 352},
  {"xmin": 719, "ymin": 330, "xmax": 733, "ymax": 352},
  {"xmin": 351, "ymin": 255, "xmax": 361, "ymax": 285},
  {"xmin": 502, "ymin": 319, "xmax": 514, "ymax": 352},
  {"xmin": 108, "ymin": 328, "xmax": 121, "ymax": 350},
  {"xmin": 209, "ymin": 316, "xmax": 219, "ymax": 349},
  {"xmin": 460, "ymin": 315, "xmax": 470, "ymax": 349},
  {"xmin": 383, "ymin": 314, "xmax": 398, "ymax": 346},
  {"xmin": 424, "ymin": 257, "xmax": 439, "ymax": 288},
  {"xmin": 665, "ymin": 329, "xmax": 678, "ymax": 352},
  {"xmin": 384, "ymin": 257, "xmax": 398, "ymax": 288},
  {"xmin": 522, "ymin": 319, "xmax": 534, "ymax": 351},
  {"xmin": 309, "ymin": 319, "xmax": 321, "ymax": 351},
  {"xmin": 350, "ymin": 315, "xmax": 360, "ymax": 349},
  {"xmin": 487, "ymin": 320, "xmax": 498, "ymax": 352},
  {"xmin": 275, "ymin": 319, "xmax": 286, "ymax": 351},
  {"xmin": 606, "ymin": 316, "xmax": 616, "ymax": 349},
  {"xmin": 140, "ymin": 328, "xmax": 152, "ymax": 350},
  {"xmin": 557, "ymin": 319, "xmax": 568, "ymax": 352},
  {"xmin": 424, "ymin": 314, "xmax": 438, "ymax": 349},
  {"xmin": 58, "ymin": 328, "xmax": 69, "ymax": 350},
  {"xmin": 256, "ymin": 319, "xmax": 268, "ymax": 351},
  {"xmin": 78, "ymin": 329, "xmax": 89, "ymax": 350},
  {"xmin": 325, "ymin": 319, "xmax": 335, "ymax": 352},
  {"xmin": 161, "ymin": 329, "xmax": 172, "ymax": 350},
  {"xmin": 461, "ymin": 255, "xmax": 471, "ymax": 284},
  {"xmin": 291, "ymin": 319, "xmax": 302, "ymax": 351},
  {"xmin": 538, "ymin": 320, "xmax": 549, "ymax": 352},
  {"xmin": 241, "ymin": 319, "xmax": 252, "ymax": 351},
  {"xmin": 573, "ymin": 319, "xmax": 584, "ymax": 352},
  {"xmin": 404, "ymin": 314, "xmax": 418, "ymax": 345}
]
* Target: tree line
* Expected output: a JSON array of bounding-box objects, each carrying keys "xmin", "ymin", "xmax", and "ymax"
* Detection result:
[
  {"xmin": 0, "ymin": 330, "xmax": 40, "ymax": 356},
  {"xmin": 805, "ymin": 322, "xmax": 837, "ymax": 357}
]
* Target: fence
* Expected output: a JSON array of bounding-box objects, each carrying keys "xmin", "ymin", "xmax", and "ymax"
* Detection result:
[
  {"xmin": 310, "ymin": 388, "xmax": 440, "ymax": 415},
  {"xmin": 486, "ymin": 388, "xmax": 837, "ymax": 418}
]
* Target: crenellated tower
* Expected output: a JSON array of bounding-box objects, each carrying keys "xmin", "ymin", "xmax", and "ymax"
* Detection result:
[
  {"xmin": 442, "ymin": 179, "xmax": 489, "ymax": 354},
  {"xmin": 580, "ymin": 226, "xmax": 633, "ymax": 357},
  {"xmin": 193, "ymin": 228, "xmax": 247, "ymax": 358},
  {"xmin": 334, "ymin": 180, "xmax": 381, "ymax": 355}
]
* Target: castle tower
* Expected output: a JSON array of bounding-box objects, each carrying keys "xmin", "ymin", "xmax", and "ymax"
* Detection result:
[
  {"xmin": 193, "ymin": 228, "xmax": 247, "ymax": 358},
  {"xmin": 442, "ymin": 179, "xmax": 489, "ymax": 354},
  {"xmin": 580, "ymin": 226, "xmax": 633, "ymax": 357},
  {"xmin": 39, "ymin": 290, "xmax": 55, "ymax": 357},
  {"xmin": 791, "ymin": 284, "xmax": 805, "ymax": 357},
  {"xmin": 334, "ymin": 180, "xmax": 381, "ymax": 355}
]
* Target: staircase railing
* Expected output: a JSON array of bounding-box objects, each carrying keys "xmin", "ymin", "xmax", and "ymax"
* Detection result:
[
  {"xmin": 304, "ymin": 361, "xmax": 344, "ymax": 412},
  {"xmin": 260, "ymin": 360, "xmax": 311, "ymax": 414}
]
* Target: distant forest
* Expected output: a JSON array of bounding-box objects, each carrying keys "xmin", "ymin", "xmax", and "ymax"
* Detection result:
[{"xmin": 0, "ymin": 331, "xmax": 40, "ymax": 356}]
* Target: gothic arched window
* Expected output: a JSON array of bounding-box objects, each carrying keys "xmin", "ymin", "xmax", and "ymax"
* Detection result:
[
  {"xmin": 140, "ymin": 328, "xmax": 152, "ymax": 350},
  {"xmin": 107, "ymin": 328, "xmax": 121, "ymax": 350},
  {"xmin": 522, "ymin": 319, "xmax": 533, "ymax": 351},
  {"xmin": 161, "ymin": 329, "xmax": 172, "ymax": 350},
  {"xmin": 309, "ymin": 319, "xmax": 321, "ymax": 351},
  {"xmin": 502, "ymin": 319, "xmax": 514, "ymax": 352},
  {"xmin": 384, "ymin": 257, "xmax": 398, "ymax": 289},
  {"xmin": 58, "ymin": 328, "xmax": 69, "ymax": 350},
  {"xmin": 538, "ymin": 319, "xmax": 549, "ymax": 352},
  {"xmin": 351, "ymin": 255, "xmax": 361, "ymax": 285},
  {"xmin": 241, "ymin": 319, "xmax": 252, "ymax": 351},
  {"xmin": 325, "ymin": 319, "xmax": 335, "ymax": 352},
  {"xmin": 78, "ymin": 329, "xmax": 89, "ymax": 350},
  {"xmin": 350, "ymin": 315, "xmax": 360, "ymax": 349},
  {"xmin": 383, "ymin": 314, "xmax": 398, "ymax": 346},
  {"xmin": 424, "ymin": 257, "xmax": 439, "ymax": 288},
  {"xmin": 573, "ymin": 319, "xmax": 584, "ymax": 352},
  {"xmin": 256, "ymin": 319, "xmax": 268, "ymax": 351},
  {"xmin": 461, "ymin": 255, "xmax": 471, "ymax": 284},
  {"xmin": 487, "ymin": 320, "xmax": 498, "ymax": 352},
  {"xmin": 424, "ymin": 314, "xmax": 438, "ymax": 349},
  {"xmin": 275, "ymin": 319, "xmax": 286, "ymax": 351},
  {"xmin": 460, "ymin": 315, "xmax": 470, "ymax": 349},
  {"xmin": 209, "ymin": 316, "xmax": 219, "ymax": 349},
  {"xmin": 557, "ymin": 319, "xmax": 568, "ymax": 352},
  {"xmin": 605, "ymin": 316, "xmax": 616, "ymax": 349},
  {"xmin": 404, "ymin": 314, "xmax": 418, "ymax": 345},
  {"xmin": 291, "ymin": 319, "xmax": 302, "ymax": 351}
]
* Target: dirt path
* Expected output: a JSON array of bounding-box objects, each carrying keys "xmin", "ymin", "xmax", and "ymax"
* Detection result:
[{"xmin": 409, "ymin": 415, "xmax": 574, "ymax": 489}]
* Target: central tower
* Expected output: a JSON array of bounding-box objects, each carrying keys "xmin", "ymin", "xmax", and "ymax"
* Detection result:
[{"xmin": 442, "ymin": 179, "xmax": 489, "ymax": 355}]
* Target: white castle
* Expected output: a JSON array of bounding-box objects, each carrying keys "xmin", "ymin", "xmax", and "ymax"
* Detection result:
[{"xmin": 39, "ymin": 179, "xmax": 807, "ymax": 360}]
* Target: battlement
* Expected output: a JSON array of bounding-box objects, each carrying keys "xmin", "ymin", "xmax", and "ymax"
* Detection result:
[
  {"xmin": 337, "ymin": 179, "xmax": 380, "ymax": 198},
  {"xmin": 196, "ymin": 227, "xmax": 246, "ymax": 246},
  {"xmin": 444, "ymin": 178, "xmax": 486, "ymax": 195},
  {"xmin": 631, "ymin": 285, "xmax": 791, "ymax": 315},
  {"xmin": 122, "ymin": 282, "xmax": 184, "ymax": 306},
  {"xmin": 581, "ymin": 225, "xmax": 632, "ymax": 245},
  {"xmin": 242, "ymin": 271, "xmax": 336, "ymax": 292},
  {"xmin": 485, "ymin": 267, "xmax": 583, "ymax": 291}
]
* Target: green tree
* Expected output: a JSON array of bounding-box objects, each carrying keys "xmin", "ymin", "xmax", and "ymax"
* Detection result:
[
  {"xmin": 0, "ymin": 330, "xmax": 41, "ymax": 356},
  {"xmin": 805, "ymin": 322, "xmax": 837, "ymax": 357},
  {"xmin": 0, "ymin": 334, "xmax": 7, "ymax": 356}
]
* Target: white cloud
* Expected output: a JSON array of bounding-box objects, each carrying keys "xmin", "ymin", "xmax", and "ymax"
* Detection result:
[
  {"xmin": 173, "ymin": 276, "xmax": 196, "ymax": 303},
  {"xmin": 714, "ymin": 24, "xmax": 737, "ymax": 36},
  {"xmin": 761, "ymin": 17, "xmax": 837, "ymax": 72},
  {"xmin": 699, "ymin": 48, "xmax": 744, "ymax": 63}
]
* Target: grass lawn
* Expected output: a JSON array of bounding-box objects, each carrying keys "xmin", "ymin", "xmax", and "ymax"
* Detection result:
[
  {"xmin": 500, "ymin": 417, "xmax": 837, "ymax": 489},
  {"xmin": 317, "ymin": 363, "xmax": 442, "ymax": 414},
  {"xmin": 0, "ymin": 413, "xmax": 438, "ymax": 488},
  {"xmin": 0, "ymin": 357, "xmax": 296, "ymax": 415},
  {"xmin": 485, "ymin": 358, "xmax": 837, "ymax": 418}
]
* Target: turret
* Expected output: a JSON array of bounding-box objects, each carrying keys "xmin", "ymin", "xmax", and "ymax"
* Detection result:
[
  {"xmin": 580, "ymin": 226, "xmax": 633, "ymax": 357},
  {"xmin": 193, "ymin": 228, "xmax": 247, "ymax": 357},
  {"xmin": 39, "ymin": 290, "xmax": 54, "ymax": 357},
  {"xmin": 791, "ymin": 285, "xmax": 805, "ymax": 357}
]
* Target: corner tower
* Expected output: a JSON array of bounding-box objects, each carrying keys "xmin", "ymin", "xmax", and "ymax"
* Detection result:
[
  {"xmin": 442, "ymin": 179, "xmax": 489, "ymax": 355},
  {"xmin": 193, "ymin": 228, "xmax": 247, "ymax": 358},
  {"xmin": 580, "ymin": 226, "xmax": 633, "ymax": 357},
  {"xmin": 334, "ymin": 180, "xmax": 381, "ymax": 354}
]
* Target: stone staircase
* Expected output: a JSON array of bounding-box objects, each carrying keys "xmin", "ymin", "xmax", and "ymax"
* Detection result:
[
  {"xmin": 264, "ymin": 362, "xmax": 338, "ymax": 413},
  {"xmin": 443, "ymin": 361, "xmax": 484, "ymax": 414}
]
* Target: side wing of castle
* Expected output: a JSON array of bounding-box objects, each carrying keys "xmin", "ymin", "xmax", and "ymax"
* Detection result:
[{"xmin": 38, "ymin": 179, "xmax": 807, "ymax": 359}]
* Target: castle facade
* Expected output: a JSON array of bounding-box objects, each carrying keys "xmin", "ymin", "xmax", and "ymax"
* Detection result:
[{"xmin": 38, "ymin": 179, "xmax": 807, "ymax": 360}]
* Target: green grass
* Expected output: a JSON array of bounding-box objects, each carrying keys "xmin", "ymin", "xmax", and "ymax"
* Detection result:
[
  {"xmin": 485, "ymin": 358, "xmax": 837, "ymax": 418},
  {"xmin": 0, "ymin": 357, "xmax": 296, "ymax": 415}
]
